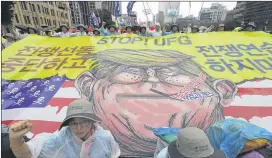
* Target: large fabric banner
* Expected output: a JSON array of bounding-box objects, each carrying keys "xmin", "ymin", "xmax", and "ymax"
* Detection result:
[{"xmin": 2, "ymin": 32, "xmax": 272, "ymax": 157}]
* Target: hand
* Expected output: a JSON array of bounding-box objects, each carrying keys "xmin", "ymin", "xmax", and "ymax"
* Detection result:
[{"xmin": 9, "ymin": 120, "xmax": 32, "ymax": 139}]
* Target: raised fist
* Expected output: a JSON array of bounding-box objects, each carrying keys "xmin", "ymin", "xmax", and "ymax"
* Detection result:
[{"xmin": 9, "ymin": 120, "xmax": 32, "ymax": 139}]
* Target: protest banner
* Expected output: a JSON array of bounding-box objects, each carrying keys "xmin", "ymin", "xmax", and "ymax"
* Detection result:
[{"xmin": 2, "ymin": 32, "xmax": 272, "ymax": 156}]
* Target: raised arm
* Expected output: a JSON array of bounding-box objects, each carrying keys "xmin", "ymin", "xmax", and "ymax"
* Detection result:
[{"xmin": 9, "ymin": 121, "xmax": 33, "ymax": 158}]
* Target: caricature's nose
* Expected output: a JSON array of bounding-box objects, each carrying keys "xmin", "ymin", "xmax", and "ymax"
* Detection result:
[{"xmin": 147, "ymin": 68, "xmax": 160, "ymax": 83}]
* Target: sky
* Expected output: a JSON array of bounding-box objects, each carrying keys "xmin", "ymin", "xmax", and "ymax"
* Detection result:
[{"xmin": 121, "ymin": 2, "xmax": 237, "ymax": 22}]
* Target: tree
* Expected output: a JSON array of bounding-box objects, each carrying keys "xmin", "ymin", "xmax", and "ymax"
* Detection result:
[{"xmin": 1, "ymin": 1, "xmax": 14, "ymax": 25}]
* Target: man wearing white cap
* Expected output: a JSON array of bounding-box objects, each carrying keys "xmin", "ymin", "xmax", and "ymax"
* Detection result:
[
  {"xmin": 156, "ymin": 127, "xmax": 226, "ymax": 158},
  {"xmin": 8, "ymin": 99, "xmax": 120, "ymax": 158},
  {"xmin": 150, "ymin": 22, "xmax": 163, "ymax": 37}
]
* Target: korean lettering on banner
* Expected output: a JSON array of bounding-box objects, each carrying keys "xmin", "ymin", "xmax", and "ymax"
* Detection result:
[
  {"xmin": 2, "ymin": 46, "xmax": 95, "ymax": 73},
  {"xmin": 195, "ymin": 42, "xmax": 272, "ymax": 74}
]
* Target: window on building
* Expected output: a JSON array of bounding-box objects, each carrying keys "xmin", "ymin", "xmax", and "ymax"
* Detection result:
[
  {"xmin": 51, "ymin": 9, "xmax": 55, "ymax": 16},
  {"xmin": 14, "ymin": 14, "xmax": 19, "ymax": 23},
  {"xmin": 44, "ymin": 18, "xmax": 47, "ymax": 25},
  {"xmin": 20, "ymin": 2, "xmax": 27, "ymax": 10},
  {"xmin": 29, "ymin": 3, "xmax": 32, "ymax": 11},
  {"xmin": 61, "ymin": 12, "xmax": 64, "ymax": 18},
  {"xmin": 23, "ymin": 15, "xmax": 27, "ymax": 24},
  {"xmin": 42, "ymin": 6, "xmax": 45, "ymax": 13},
  {"xmin": 26, "ymin": 16, "xmax": 31, "ymax": 24},
  {"xmin": 35, "ymin": 17, "xmax": 39, "ymax": 25},
  {"xmin": 38, "ymin": 5, "xmax": 41, "ymax": 13},
  {"xmin": 48, "ymin": 19, "xmax": 51, "ymax": 26},
  {"xmin": 32, "ymin": 4, "xmax": 36, "ymax": 12},
  {"xmin": 53, "ymin": 20, "xmax": 56, "ymax": 26},
  {"xmin": 57, "ymin": 11, "xmax": 59, "ymax": 16},
  {"xmin": 40, "ymin": 17, "xmax": 43, "ymax": 24},
  {"xmin": 65, "ymin": 13, "xmax": 68, "ymax": 19}
]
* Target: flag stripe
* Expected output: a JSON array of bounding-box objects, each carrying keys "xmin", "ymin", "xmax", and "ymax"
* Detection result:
[{"xmin": 224, "ymin": 106, "xmax": 272, "ymax": 120}]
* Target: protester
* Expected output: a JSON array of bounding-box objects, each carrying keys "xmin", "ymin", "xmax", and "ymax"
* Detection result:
[
  {"xmin": 124, "ymin": 25, "xmax": 133, "ymax": 34},
  {"xmin": 244, "ymin": 22, "xmax": 256, "ymax": 32},
  {"xmin": 101, "ymin": 22, "xmax": 119, "ymax": 36},
  {"xmin": 156, "ymin": 127, "xmax": 227, "ymax": 158},
  {"xmin": 93, "ymin": 28, "xmax": 100, "ymax": 36},
  {"xmin": 162, "ymin": 24, "xmax": 180, "ymax": 36},
  {"xmin": 2, "ymin": 124, "xmax": 30, "ymax": 158},
  {"xmin": 206, "ymin": 119, "xmax": 272, "ymax": 158},
  {"xmin": 2, "ymin": 33, "xmax": 16, "ymax": 49},
  {"xmin": 76, "ymin": 24, "xmax": 87, "ymax": 36},
  {"xmin": 8, "ymin": 99, "xmax": 120, "ymax": 158},
  {"xmin": 150, "ymin": 22, "xmax": 162, "ymax": 37},
  {"xmin": 191, "ymin": 25, "xmax": 200, "ymax": 33},
  {"xmin": 138, "ymin": 26, "xmax": 149, "ymax": 36},
  {"xmin": 26, "ymin": 27, "xmax": 38, "ymax": 35},
  {"xmin": 52, "ymin": 24, "xmax": 71, "ymax": 37},
  {"xmin": 218, "ymin": 24, "xmax": 225, "ymax": 32}
]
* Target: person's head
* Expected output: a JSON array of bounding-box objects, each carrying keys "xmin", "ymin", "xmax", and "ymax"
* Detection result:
[
  {"xmin": 171, "ymin": 25, "xmax": 179, "ymax": 33},
  {"xmin": 245, "ymin": 22, "xmax": 255, "ymax": 32},
  {"xmin": 126, "ymin": 26, "xmax": 132, "ymax": 33},
  {"xmin": 60, "ymin": 25, "xmax": 69, "ymax": 33},
  {"xmin": 192, "ymin": 25, "xmax": 199, "ymax": 33},
  {"xmin": 109, "ymin": 25, "xmax": 116, "ymax": 33},
  {"xmin": 140, "ymin": 27, "xmax": 146, "ymax": 34},
  {"xmin": 27, "ymin": 27, "xmax": 37, "ymax": 34},
  {"xmin": 77, "ymin": 24, "xmax": 85, "ymax": 32},
  {"xmin": 168, "ymin": 127, "xmax": 226, "ymax": 158},
  {"xmin": 59, "ymin": 99, "xmax": 102, "ymax": 140},
  {"xmin": 45, "ymin": 31, "xmax": 52, "ymax": 36},
  {"xmin": 75, "ymin": 49, "xmax": 238, "ymax": 153},
  {"xmin": 4, "ymin": 33, "xmax": 15, "ymax": 42},
  {"xmin": 93, "ymin": 29, "xmax": 100, "ymax": 36},
  {"xmin": 155, "ymin": 22, "xmax": 161, "ymax": 31},
  {"xmin": 218, "ymin": 24, "xmax": 225, "ymax": 31}
]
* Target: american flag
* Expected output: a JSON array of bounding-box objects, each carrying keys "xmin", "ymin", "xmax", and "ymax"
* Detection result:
[{"xmin": 2, "ymin": 77, "xmax": 272, "ymax": 138}]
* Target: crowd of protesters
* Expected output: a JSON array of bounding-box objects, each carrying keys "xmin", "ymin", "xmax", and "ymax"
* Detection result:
[{"xmin": 2, "ymin": 20, "xmax": 270, "ymax": 50}]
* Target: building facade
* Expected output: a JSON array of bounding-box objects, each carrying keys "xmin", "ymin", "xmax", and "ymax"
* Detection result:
[
  {"xmin": 199, "ymin": 3, "xmax": 227, "ymax": 23},
  {"xmin": 8, "ymin": 1, "xmax": 71, "ymax": 32},
  {"xmin": 176, "ymin": 15, "xmax": 200, "ymax": 29},
  {"xmin": 158, "ymin": 2, "xmax": 180, "ymax": 24},
  {"xmin": 156, "ymin": 11, "xmax": 165, "ymax": 26},
  {"xmin": 69, "ymin": 2, "xmax": 83, "ymax": 26},
  {"xmin": 244, "ymin": 2, "xmax": 272, "ymax": 30},
  {"xmin": 233, "ymin": 1, "xmax": 246, "ymax": 23}
]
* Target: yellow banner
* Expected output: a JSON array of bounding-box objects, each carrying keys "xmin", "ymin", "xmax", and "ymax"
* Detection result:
[{"xmin": 2, "ymin": 32, "xmax": 272, "ymax": 83}]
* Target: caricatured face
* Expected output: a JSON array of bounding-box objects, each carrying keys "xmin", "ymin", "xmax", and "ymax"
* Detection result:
[{"xmin": 75, "ymin": 49, "xmax": 238, "ymax": 155}]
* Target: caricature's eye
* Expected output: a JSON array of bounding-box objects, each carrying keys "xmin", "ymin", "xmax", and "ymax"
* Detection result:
[
  {"xmin": 159, "ymin": 74, "xmax": 192, "ymax": 86},
  {"xmin": 157, "ymin": 68, "xmax": 192, "ymax": 86},
  {"xmin": 111, "ymin": 68, "xmax": 146, "ymax": 84}
]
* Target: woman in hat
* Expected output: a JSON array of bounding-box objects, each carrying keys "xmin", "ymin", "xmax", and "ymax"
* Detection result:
[
  {"xmin": 2, "ymin": 33, "xmax": 16, "ymax": 49},
  {"xmin": 8, "ymin": 99, "xmax": 120, "ymax": 158},
  {"xmin": 75, "ymin": 24, "xmax": 87, "ymax": 36},
  {"xmin": 100, "ymin": 22, "xmax": 119, "ymax": 36},
  {"xmin": 244, "ymin": 22, "xmax": 256, "ymax": 32},
  {"xmin": 26, "ymin": 27, "xmax": 38, "ymax": 35},
  {"xmin": 191, "ymin": 25, "xmax": 200, "ymax": 33},
  {"xmin": 52, "ymin": 24, "xmax": 71, "ymax": 37},
  {"xmin": 92, "ymin": 28, "xmax": 100, "ymax": 36},
  {"xmin": 162, "ymin": 24, "xmax": 180, "ymax": 36},
  {"xmin": 156, "ymin": 127, "xmax": 227, "ymax": 158}
]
